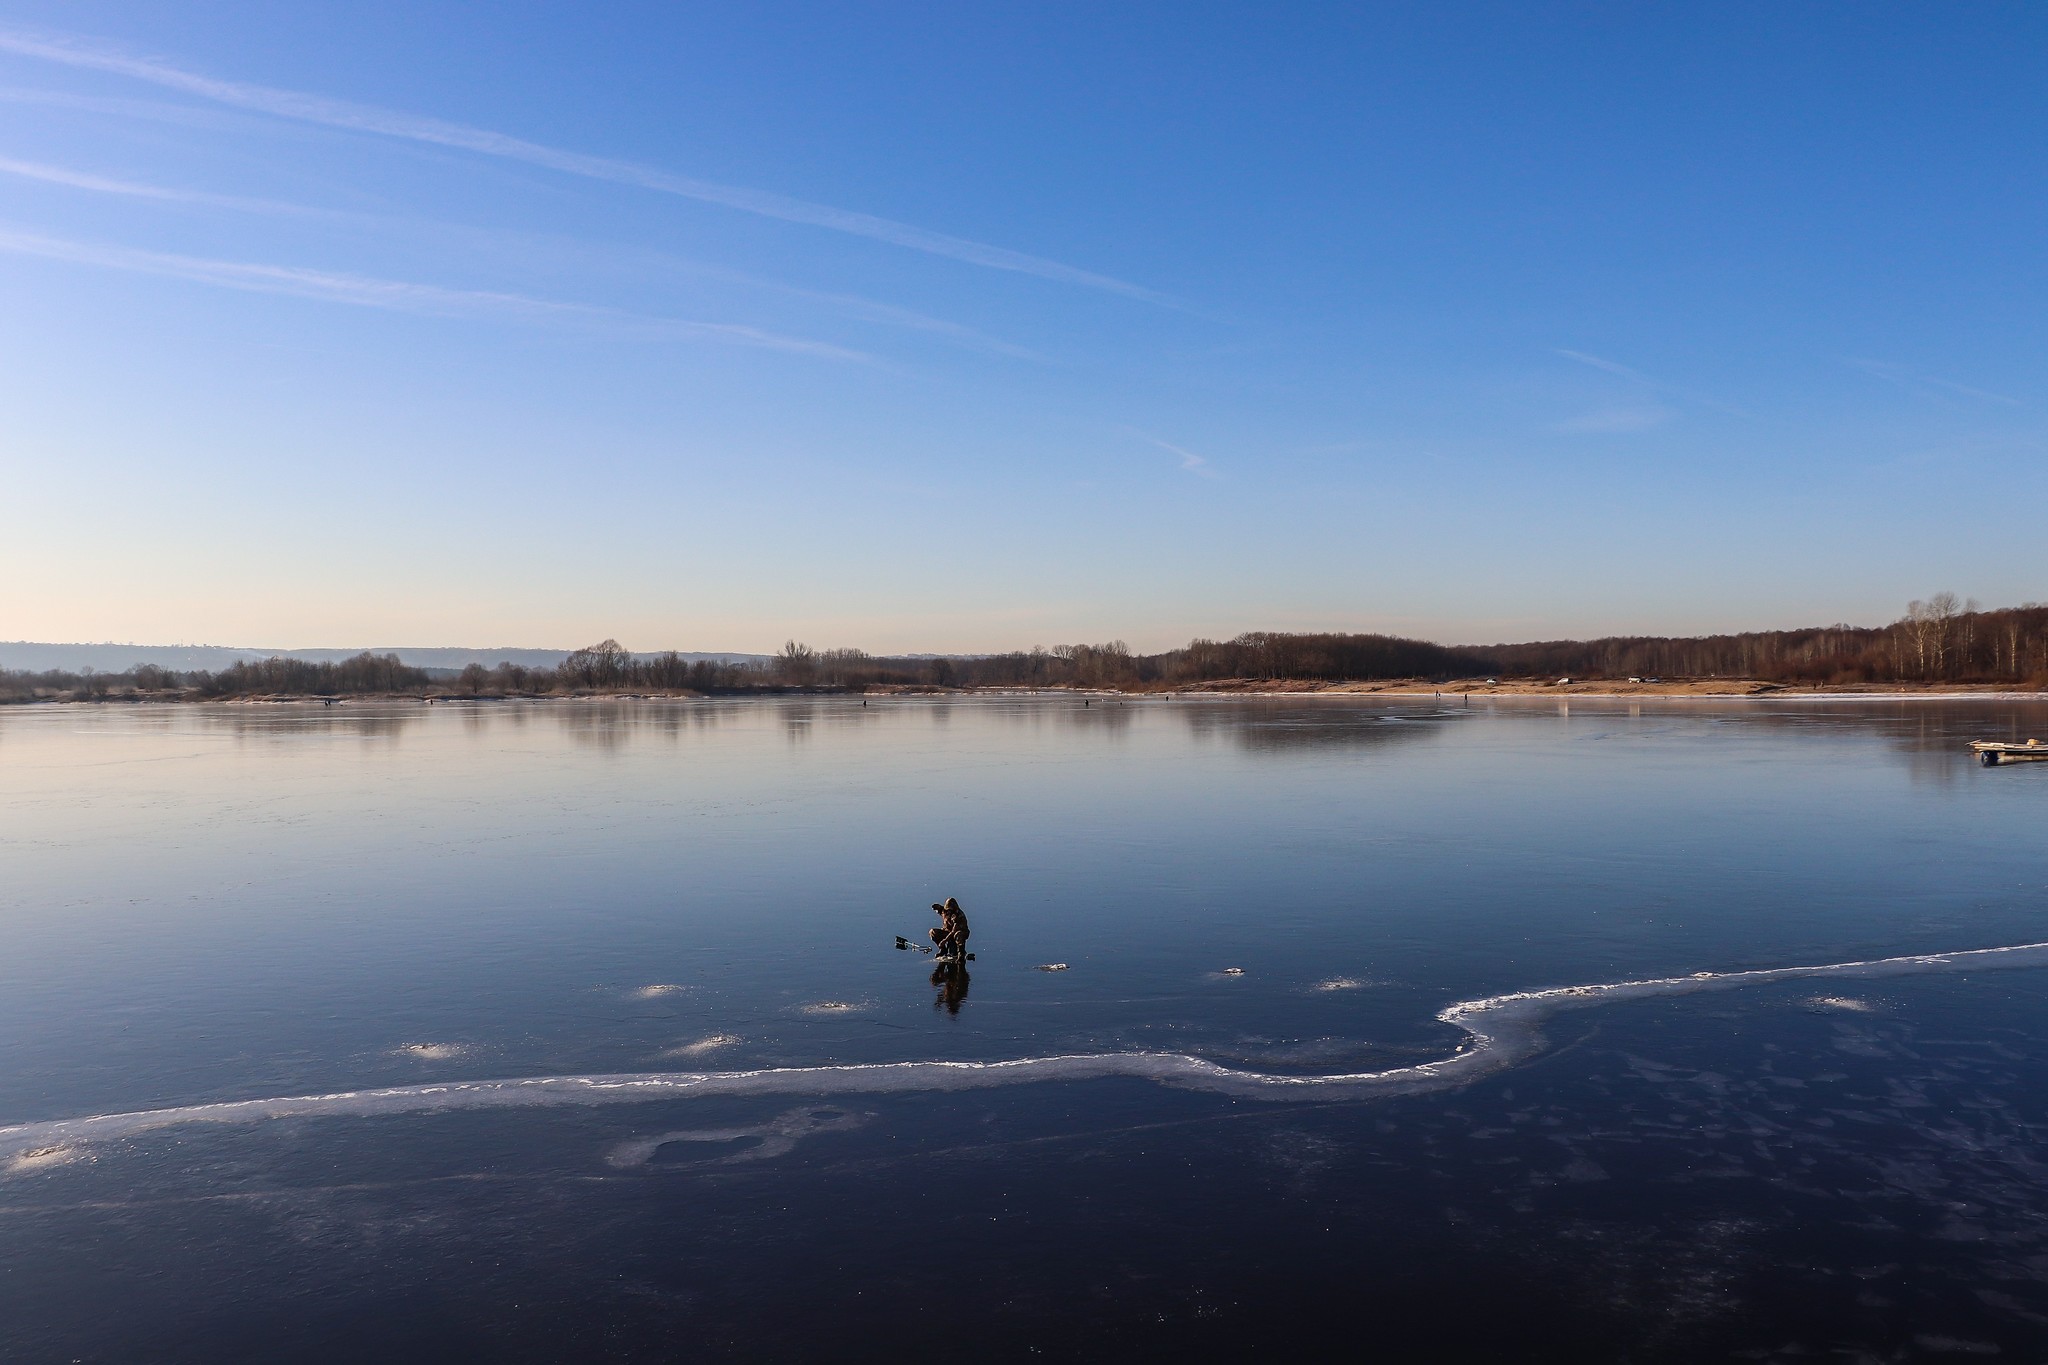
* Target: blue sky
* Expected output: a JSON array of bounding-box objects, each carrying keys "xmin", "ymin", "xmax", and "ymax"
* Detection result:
[{"xmin": 1, "ymin": 3, "xmax": 2043, "ymax": 652}]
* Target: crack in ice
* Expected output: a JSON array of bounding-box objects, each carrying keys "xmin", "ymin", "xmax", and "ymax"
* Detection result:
[{"xmin": 6, "ymin": 941, "xmax": 2046, "ymax": 1164}]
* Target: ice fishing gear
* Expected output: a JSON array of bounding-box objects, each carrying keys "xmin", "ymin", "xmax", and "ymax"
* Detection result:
[{"xmin": 896, "ymin": 935, "xmax": 974, "ymax": 962}]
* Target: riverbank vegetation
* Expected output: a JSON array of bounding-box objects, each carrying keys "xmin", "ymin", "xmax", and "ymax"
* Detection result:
[{"xmin": 7, "ymin": 597, "xmax": 2047, "ymax": 704}]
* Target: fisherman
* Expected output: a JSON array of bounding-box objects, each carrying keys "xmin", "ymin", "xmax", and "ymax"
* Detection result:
[{"xmin": 929, "ymin": 897, "xmax": 971, "ymax": 961}]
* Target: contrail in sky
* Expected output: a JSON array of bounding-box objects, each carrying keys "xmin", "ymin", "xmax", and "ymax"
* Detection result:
[
  {"xmin": 1130, "ymin": 430, "xmax": 1220, "ymax": 478},
  {"xmin": 1846, "ymin": 358, "xmax": 2023, "ymax": 407},
  {"xmin": 0, "ymin": 227, "xmax": 866, "ymax": 359},
  {"xmin": 1554, "ymin": 347, "xmax": 1749, "ymax": 418},
  {"xmin": 0, "ymin": 28, "xmax": 1160, "ymax": 301},
  {"xmin": 0, "ymin": 152, "xmax": 326, "ymax": 216},
  {"xmin": 0, "ymin": 153, "xmax": 1042, "ymax": 357}
]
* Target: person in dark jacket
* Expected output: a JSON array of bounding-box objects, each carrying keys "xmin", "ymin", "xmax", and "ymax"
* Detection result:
[{"xmin": 928, "ymin": 897, "xmax": 971, "ymax": 960}]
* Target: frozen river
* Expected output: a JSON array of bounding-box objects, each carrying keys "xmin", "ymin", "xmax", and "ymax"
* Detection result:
[{"xmin": 4, "ymin": 695, "xmax": 2048, "ymax": 1360}]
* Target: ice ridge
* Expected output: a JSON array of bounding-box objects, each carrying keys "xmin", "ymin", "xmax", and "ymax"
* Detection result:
[{"xmin": 6, "ymin": 940, "xmax": 2047, "ymax": 1164}]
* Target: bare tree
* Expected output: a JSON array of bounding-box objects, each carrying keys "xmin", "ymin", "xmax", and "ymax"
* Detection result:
[
  {"xmin": 1925, "ymin": 593, "xmax": 1961, "ymax": 678},
  {"xmin": 779, "ymin": 640, "xmax": 817, "ymax": 686},
  {"xmin": 562, "ymin": 639, "xmax": 631, "ymax": 689}
]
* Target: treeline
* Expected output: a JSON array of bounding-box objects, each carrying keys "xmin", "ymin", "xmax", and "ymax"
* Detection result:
[
  {"xmin": 1479, "ymin": 597, "xmax": 2048, "ymax": 685},
  {"xmin": 201, "ymin": 653, "xmax": 435, "ymax": 696},
  {"xmin": 921, "ymin": 633, "xmax": 1478, "ymax": 689},
  {"xmin": 452, "ymin": 605, "xmax": 2048, "ymax": 691},
  {"xmin": 6, "ymin": 596, "xmax": 2048, "ymax": 703},
  {"xmin": 0, "ymin": 652, "xmax": 438, "ymax": 703},
  {"xmin": 845, "ymin": 600, "xmax": 2048, "ymax": 688}
]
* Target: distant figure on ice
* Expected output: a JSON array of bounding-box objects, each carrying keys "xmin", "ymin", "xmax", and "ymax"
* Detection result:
[{"xmin": 929, "ymin": 897, "xmax": 971, "ymax": 961}]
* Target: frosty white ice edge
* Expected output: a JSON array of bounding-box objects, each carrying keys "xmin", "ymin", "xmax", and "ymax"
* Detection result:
[{"xmin": 8, "ymin": 941, "xmax": 2048, "ymax": 1165}]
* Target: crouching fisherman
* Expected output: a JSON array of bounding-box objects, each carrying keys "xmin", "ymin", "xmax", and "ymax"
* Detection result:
[{"xmin": 929, "ymin": 897, "xmax": 971, "ymax": 961}]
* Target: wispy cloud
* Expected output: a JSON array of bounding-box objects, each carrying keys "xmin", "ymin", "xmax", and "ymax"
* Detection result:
[
  {"xmin": 1847, "ymin": 358, "xmax": 2023, "ymax": 407},
  {"xmin": 0, "ymin": 153, "xmax": 332, "ymax": 218},
  {"xmin": 1554, "ymin": 404, "xmax": 1674, "ymax": 434},
  {"xmin": 625, "ymin": 247, "xmax": 1045, "ymax": 360},
  {"xmin": 0, "ymin": 152, "xmax": 191, "ymax": 199},
  {"xmin": 0, "ymin": 80, "xmax": 256, "ymax": 129},
  {"xmin": 0, "ymin": 27, "xmax": 1160, "ymax": 301},
  {"xmin": 745, "ymin": 277, "xmax": 1045, "ymax": 361},
  {"xmin": 1554, "ymin": 347, "xmax": 1747, "ymax": 418},
  {"xmin": 0, "ymin": 227, "xmax": 865, "ymax": 359},
  {"xmin": 0, "ymin": 153, "xmax": 1041, "ymax": 358},
  {"xmin": 1554, "ymin": 348, "xmax": 1652, "ymax": 384},
  {"xmin": 1131, "ymin": 431, "xmax": 1220, "ymax": 478}
]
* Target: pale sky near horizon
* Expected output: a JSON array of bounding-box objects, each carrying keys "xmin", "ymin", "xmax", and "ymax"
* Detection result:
[{"xmin": 2, "ymin": 2, "xmax": 2044, "ymax": 654}]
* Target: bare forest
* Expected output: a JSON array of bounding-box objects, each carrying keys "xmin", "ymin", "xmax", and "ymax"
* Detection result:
[{"xmin": 6, "ymin": 597, "xmax": 2046, "ymax": 703}]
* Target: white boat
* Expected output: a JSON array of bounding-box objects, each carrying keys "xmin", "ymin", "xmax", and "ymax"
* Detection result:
[{"xmin": 1971, "ymin": 739, "xmax": 2048, "ymax": 765}]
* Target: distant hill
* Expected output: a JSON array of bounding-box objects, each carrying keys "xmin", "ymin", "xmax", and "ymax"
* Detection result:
[{"xmin": 0, "ymin": 642, "xmax": 773, "ymax": 673}]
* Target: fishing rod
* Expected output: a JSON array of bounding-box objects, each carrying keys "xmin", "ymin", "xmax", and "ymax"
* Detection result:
[{"xmin": 894, "ymin": 935, "xmax": 974, "ymax": 961}]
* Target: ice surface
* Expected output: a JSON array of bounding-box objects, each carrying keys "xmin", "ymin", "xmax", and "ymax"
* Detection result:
[{"xmin": 8, "ymin": 939, "xmax": 2048, "ymax": 1168}]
